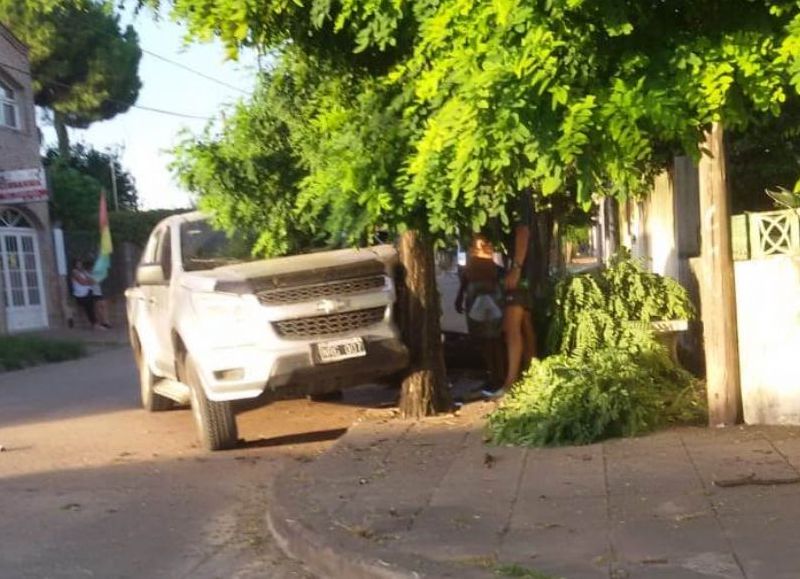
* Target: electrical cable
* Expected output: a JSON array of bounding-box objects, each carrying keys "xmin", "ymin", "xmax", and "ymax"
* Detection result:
[
  {"xmin": 0, "ymin": 59, "xmax": 214, "ymax": 121},
  {"xmin": 140, "ymin": 48, "xmax": 249, "ymax": 95}
]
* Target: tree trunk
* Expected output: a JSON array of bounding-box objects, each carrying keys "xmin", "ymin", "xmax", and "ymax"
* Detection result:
[
  {"xmin": 54, "ymin": 111, "xmax": 70, "ymax": 158},
  {"xmin": 530, "ymin": 208, "xmax": 554, "ymax": 299},
  {"xmin": 529, "ymin": 208, "xmax": 554, "ymax": 355},
  {"xmin": 564, "ymin": 241, "xmax": 574, "ymax": 264},
  {"xmin": 552, "ymin": 219, "xmax": 566, "ymax": 275},
  {"xmin": 697, "ymin": 122, "xmax": 742, "ymax": 426},
  {"xmin": 397, "ymin": 229, "xmax": 451, "ymax": 418},
  {"xmin": 598, "ymin": 197, "xmax": 620, "ymax": 262}
]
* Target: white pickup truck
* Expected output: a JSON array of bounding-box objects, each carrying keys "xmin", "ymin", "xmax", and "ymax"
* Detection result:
[{"xmin": 126, "ymin": 212, "xmax": 409, "ymax": 450}]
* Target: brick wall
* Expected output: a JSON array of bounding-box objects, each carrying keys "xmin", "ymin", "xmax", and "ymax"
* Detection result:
[
  {"xmin": 0, "ymin": 27, "xmax": 39, "ymax": 173},
  {"xmin": 0, "ymin": 26, "xmax": 66, "ymax": 333}
]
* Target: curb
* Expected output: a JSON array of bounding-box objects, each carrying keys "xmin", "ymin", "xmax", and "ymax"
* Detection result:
[
  {"xmin": 265, "ymin": 438, "xmax": 491, "ymax": 579},
  {"xmin": 266, "ymin": 484, "xmax": 417, "ymax": 579}
]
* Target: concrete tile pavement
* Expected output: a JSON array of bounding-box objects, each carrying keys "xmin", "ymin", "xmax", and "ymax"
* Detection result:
[{"xmin": 268, "ymin": 403, "xmax": 800, "ymax": 579}]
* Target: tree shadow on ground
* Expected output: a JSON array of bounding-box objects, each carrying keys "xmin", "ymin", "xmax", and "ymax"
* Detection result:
[{"xmin": 239, "ymin": 428, "xmax": 348, "ymax": 449}]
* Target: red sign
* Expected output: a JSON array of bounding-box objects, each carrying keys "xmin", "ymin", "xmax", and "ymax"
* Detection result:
[{"xmin": 0, "ymin": 168, "xmax": 48, "ymax": 203}]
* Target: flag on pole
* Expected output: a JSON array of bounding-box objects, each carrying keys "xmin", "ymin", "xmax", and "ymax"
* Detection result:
[{"xmin": 92, "ymin": 191, "xmax": 113, "ymax": 283}]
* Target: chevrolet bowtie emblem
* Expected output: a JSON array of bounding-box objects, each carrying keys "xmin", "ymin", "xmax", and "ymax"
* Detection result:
[{"xmin": 317, "ymin": 298, "xmax": 346, "ymax": 314}]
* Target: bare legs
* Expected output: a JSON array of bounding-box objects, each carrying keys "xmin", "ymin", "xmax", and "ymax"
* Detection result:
[
  {"xmin": 502, "ymin": 305, "xmax": 537, "ymax": 390},
  {"xmin": 522, "ymin": 311, "xmax": 536, "ymax": 363},
  {"xmin": 93, "ymin": 297, "xmax": 111, "ymax": 328}
]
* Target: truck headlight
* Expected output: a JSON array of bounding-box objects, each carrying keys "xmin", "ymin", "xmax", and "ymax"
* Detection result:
[{"xmin": 191, "ymin": 292, "xmax": 245, "ymax": 321}]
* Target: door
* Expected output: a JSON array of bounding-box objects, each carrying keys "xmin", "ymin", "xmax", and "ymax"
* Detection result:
[
  {"xmin": 133, "ymin": 228, "xmax": 163, "ymax": 368},
  {"xmin": 0, "ymin": 216, "xmax": 48, "ymax": 332},
  {"xmin": 151, "ymin": 226, "xmax": 174, "ymax": 375}
]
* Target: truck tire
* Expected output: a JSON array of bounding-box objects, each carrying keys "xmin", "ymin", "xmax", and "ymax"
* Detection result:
[
  {"xmin": 132, "ymin": 333, "xmax": 173, "ymax": 412},
  {"xmin": 184, "ymin": 355, "xmax": 238, "ymax": 451}
]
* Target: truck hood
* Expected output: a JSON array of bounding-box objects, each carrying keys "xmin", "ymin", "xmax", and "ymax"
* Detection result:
[{"xmin": 181, "ymin": 245, "xmax": 398, "ymax": 294}]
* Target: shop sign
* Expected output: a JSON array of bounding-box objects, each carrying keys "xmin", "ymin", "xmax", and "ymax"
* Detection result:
[{"xmin": 0, "ymin": 168, "xmax": 48, "ymax": 204}]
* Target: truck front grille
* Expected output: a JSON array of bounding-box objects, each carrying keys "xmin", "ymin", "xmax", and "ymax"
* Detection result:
[
  {"xmin": 257, "ymin": 275, "xmax": 386, "ymax": 305},
  {"xmin": 273, "ymin": 307, "xmax": 386, "ymax": 339}
]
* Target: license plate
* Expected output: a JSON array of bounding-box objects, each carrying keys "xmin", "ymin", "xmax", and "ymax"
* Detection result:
[{"xmin": 315, "ymin": 337, "xmax": 366, "ymax": 364}]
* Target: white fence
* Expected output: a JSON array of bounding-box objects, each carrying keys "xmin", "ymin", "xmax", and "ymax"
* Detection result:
[{"xmin": 733, "ymin": 209, "xmax": 800, "ymax": 260}]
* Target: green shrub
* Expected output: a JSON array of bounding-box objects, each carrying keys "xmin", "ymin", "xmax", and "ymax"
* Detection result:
[
  {"xmin": 562, "ymin": 224, "xmax": 590, "ymax": 247},
  {"xmin": 547, "ymin": 250, "xmax": 695, "ymax": 356},
  {"xmin": 0, "ymin": 336, "xmax": 86, "ymax": 372},
  {"xmin": 487, "ymin": 337, "xmax": 706, "ymax": 447},
  {"xmin": 495, "ymin": 563, "xmax": 556, "ymax": 578},
  {"xmin": 489, "ymin": 251, "xmax": 705, "ymax": 447}
]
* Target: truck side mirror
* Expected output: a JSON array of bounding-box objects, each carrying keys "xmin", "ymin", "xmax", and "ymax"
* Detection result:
[{"xmin": 136, "ymin": 263, "xmax": 166, "ymax": 286}]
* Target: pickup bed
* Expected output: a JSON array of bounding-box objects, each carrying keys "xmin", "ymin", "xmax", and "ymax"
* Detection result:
[{"xmin": 126, "ymin": 212, "xmax": 408, "ymax": 450}]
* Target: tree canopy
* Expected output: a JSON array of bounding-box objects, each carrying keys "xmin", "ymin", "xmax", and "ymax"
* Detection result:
[
  {"xmin": 165, "ymin": 0, "xmax": 800, "ymax": 419},
  {"xmin": 1, "ymin": 0, "xmax": 142, "ymax": 154},
  {"xmin": 46, "ymin": 159, "xmax": 104, "ymax": 232},
  {"xmin": 171, "ymin": 74, "xmax": 314, "ymax": 257},
  {"xmin": 45, "ymin": 144, "xmax": 138, "ymax": 210},
  {"xmin": 168, "ymin": 0, "xmax": 800, "ymax": 248},
  {"xmin": 728, "ymin": 95, "xmax": 800, "ymax": 212},
  {"xmin": 380, "ymin": 0, "xmax": 800, "ymax": 211},
  {"xmin": 45, "ymin": 144, "xmax": 139, "ymax": 231}
]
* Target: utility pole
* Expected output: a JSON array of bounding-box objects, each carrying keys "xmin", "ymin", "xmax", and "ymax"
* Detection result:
[
  {"xmin": 697, "ymin": 122, "xmax": 742, "ymax": 426},
  {"xmin": 109, "ymin": 157, "xmax": 119, "ymax": 211}
]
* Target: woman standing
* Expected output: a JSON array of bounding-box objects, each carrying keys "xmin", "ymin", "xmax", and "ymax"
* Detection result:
[{"xmin": 70, "ymin": 259, "xmax": 106, "ymax": 330}]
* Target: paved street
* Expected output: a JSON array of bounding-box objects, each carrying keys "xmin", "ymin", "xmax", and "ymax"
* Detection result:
[{"xmin": 0, "ymin": 345, "xmax": 389, "ymax": 579}]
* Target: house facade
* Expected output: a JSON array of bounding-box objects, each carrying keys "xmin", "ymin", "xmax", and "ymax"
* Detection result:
[
  {"xmin": 0, "ymin": 24, "xmax": 61, "ymax": 333},
  {"xmin": 597, "ymin": 155, "xmax": 800, "ymax": 425}
]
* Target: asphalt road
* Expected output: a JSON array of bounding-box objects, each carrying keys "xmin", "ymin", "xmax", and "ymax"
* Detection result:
[{"xmin": 0, "ymin": 346, "xmax": 392, "ymax": 579}]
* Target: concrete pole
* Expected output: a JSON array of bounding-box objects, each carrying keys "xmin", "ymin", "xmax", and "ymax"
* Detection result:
[
  {"xmin": 110, "ymin": 159, "xmax": 119, "ymax": 211},
  {"xmin": 697, "ymin": 121, "xmax": 742, "ymax": 426}
]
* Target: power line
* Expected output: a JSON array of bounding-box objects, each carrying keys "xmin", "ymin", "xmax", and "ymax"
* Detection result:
[
  {"xmin": 141, "ymin": 48, "xmax": 250, "ymax": 95},
  {"xmin": 129, "ymin": 103, "xmax": 211, "ymax": 121},
  {"xmin": 0, "ymin": 59, "xmax": 213, "ymax": 121}
]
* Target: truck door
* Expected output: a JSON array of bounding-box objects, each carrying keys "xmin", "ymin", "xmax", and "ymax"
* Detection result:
[
  {"xmin": 133, "ymin": 228, "xmax": 163, "ymax": 372},
  {"xmin": 151, "ymin": 226, "xmax": 176, "ymax": 376}
]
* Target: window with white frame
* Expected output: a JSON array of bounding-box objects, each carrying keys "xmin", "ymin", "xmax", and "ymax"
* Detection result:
[{"xmin": 0, "ymin": 78, "xmax": 19, "ymax": 130}]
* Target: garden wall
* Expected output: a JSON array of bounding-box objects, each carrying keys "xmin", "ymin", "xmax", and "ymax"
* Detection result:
[{"xmin": 735, "ymin": 255, "xmax": 800, "ymax": 424}]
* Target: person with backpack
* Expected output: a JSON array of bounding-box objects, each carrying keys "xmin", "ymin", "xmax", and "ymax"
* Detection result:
[{"xmin": 454, "ymin": 233, "xmax": 506, "ymax": 392}]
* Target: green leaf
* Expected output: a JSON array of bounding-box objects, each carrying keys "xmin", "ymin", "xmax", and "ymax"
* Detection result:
[
  {"xmin": 542, "ymin": 175, "xmax": 562, "ymax": 195},
  {"xmin": 605, "ymin": 22, "xmax": 633, "ymax": 37}
]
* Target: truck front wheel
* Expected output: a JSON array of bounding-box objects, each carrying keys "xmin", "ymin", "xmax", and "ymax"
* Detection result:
[
  {"xmin": 184, "ymin": 355, "xmax": 238, "ymax": 451},
  {"xmin": 132, "ymin": 333, "xmax": 173, "ymax": 412}
]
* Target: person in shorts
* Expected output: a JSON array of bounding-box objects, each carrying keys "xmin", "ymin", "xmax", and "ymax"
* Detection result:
[{"xmin": 483, "ymin": 193, "xmax": 537, "ymax": 398}]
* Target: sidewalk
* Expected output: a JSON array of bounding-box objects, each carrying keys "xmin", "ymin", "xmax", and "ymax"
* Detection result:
[
  {"xmin": 30, "ymin": 325, "xmax": 130, "ymax": 349},
  {"xmin": 268, "ymin": 401, "xmax": 800, "ymax": 579}
]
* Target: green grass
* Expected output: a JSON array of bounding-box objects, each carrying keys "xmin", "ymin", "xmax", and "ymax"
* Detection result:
[
  {"xmin": 495, "ymin": 563, "xmax": 558, "ymax": 578},
  {"xmin": 0, "ymin": 336, "xmax": 87, "ymax": 371}
]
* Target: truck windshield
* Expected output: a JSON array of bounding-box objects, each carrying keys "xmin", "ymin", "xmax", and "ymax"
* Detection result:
[{"xmin": 180, "ymin": 220, "xmax": 256, "ymax": 271}]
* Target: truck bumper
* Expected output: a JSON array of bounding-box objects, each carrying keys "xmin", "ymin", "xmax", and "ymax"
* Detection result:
[
  {"xmin": 266, "ymin": 336, "xmax": 409, "ymax": 399},
  {"xmin": 197, "ymin": 336, "xmax": 408, "ymax": 402}
]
